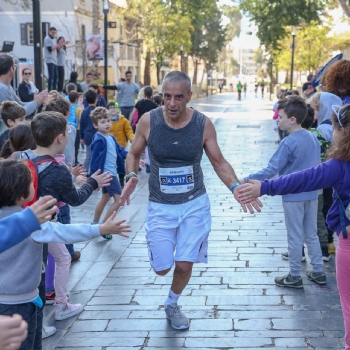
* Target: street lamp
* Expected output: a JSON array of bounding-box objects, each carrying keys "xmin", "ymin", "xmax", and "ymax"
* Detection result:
[
  {"xmin": 103, "ymin": 0, "xmax": 109, "ymax": 100},
  {"xmin": 206, "ymin": 60, "xmax": 209, "ymax": 97},
  {"xmin": 180, "ymin": 45, "xmax": 183, "ymax": 72},
  {"xmin": 290, "ymin": 29, "xmax": 296, "ymax": 90}
]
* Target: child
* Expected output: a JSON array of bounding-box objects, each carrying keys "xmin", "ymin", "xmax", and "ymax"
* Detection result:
[
  {"xmin": 307, "ymin": 91, "xmax": 343, "ymax": 254},
  {"xmin": 23, "ymin": 111, "xmax": 112, "ymax": 332},
  {"xmin": 242, "ymin": 95, "xmax": 325, "ymax": 288},
  {"xmin": 239, "ymin": 103, "xmax": 350, "ymax": 350},
  {"xmin": 90, "ymin": 107, "xmax": 127, "ymax": 240},
  {"xmin": 0, "ymin": 158, "xmax": 130, "ymax": 350},
  {"xmin": 0, "ymin": 101, "xmax": 26, "ymax": 151},
  {"xmin": 45, "ymin": 96, "xmax": 76, "ymax": 167},
  {"xmin": 108, "ymin": 101, "xmax": 134, "ymax": 187},
  {"xmin": 80, "ymin": 89, "xmax": 98, "ymax": 172},
  {"xmin": 0, "ymin": 123, "xmax": 36, "ymax": 159}
]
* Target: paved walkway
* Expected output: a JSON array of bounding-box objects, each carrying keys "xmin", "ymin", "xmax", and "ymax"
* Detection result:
[{"xmin": 44, "ymin": 91, "xmax": 343, "ymax": 350}]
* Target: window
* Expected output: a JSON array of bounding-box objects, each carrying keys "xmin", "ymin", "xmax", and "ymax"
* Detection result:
[{"xmin": 20, "ymin": 22, "xmax": 50, "ymax": 46}]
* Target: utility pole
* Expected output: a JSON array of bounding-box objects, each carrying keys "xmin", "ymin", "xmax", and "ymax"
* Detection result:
[
  {"xmin": 103, "ymin": 0, "xmax": 109, "ymax": 100},
  {"xmin": 32, "ymin": 0, "xmax": 44, "ymax": 90},
  {"xmin": 290, "ymin": 30, "xmax": 296, "ymax": 90}
]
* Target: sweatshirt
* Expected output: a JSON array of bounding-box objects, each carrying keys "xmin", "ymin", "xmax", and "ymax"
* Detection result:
[
  {"xmin": 0, "ymin": 207, "xmax": 40, "ymax": 254},
  {"xmin": 109, "ymin": 114, "xmax": 134, "ymax": 148},
  {"xmin": 246, "ymin": 129, "xmax": 320, "ymax": 202},
  {"xmin": 0, "ymin": 206, "xmax": 100, "ymax": 304},
  {"xmin": 80, "ymin": 106, "xmax": 97, "ymax": 146},
  {"xmin": 0, "ymin": 82, "xmax": 38, "ymax": 117},
  {"xmin": 317, "ymin": 92, "xmax": 342, "ymax": 143},
  {"xmin": 261, "ymin": 158, "xmax": 350, "ymax": 235}
]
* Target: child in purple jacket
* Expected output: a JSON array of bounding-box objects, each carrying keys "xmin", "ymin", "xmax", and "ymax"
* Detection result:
[{"xmin": 239, "ymin": 103, "xmax": 350, "ymax": 350}]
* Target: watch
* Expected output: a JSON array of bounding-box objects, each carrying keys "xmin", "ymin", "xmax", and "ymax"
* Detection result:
[
  {"xmin": 125, "ymin": 172, "xmax": 138, "ymax": 183},
  {"xmin": 230, "ymin": 182, "xmax": 241, "ymax": 193}
]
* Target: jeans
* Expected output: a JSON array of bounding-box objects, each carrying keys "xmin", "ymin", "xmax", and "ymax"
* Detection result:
[
  {"xmin": 323, "ymin": 187, "xmax": 334, "ymax": 243},
  {"xmin": 74, "ymin": 129, "xmax": 81, "ymax": 164},
  {"xmin": 47, "ymin": 63, "xmax": 58, "ymax": 91},
  {"xmin": 120, "ymin": 106, "xmax": 134, "ymax": 120},
  {"xmin": 283, "ymin": 199, "xmax": 323, "ymax": 276},
  {"xmin": 57, "ymin": 65, "xmax": 64, "ymax": 92},
  {"xmin": 57, "ymin": 204, "xmax": 74, "ymax": 257},
  {"xmin": 84, "ymin": 144, "xmax": 92, "ymax": 175},
  {"xmin": 0, "ymin": 302, "xmax": 40, "ymax": 350}
]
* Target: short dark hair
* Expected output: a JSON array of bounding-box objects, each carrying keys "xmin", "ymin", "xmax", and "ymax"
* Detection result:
[
  {"xmin": 70, "ymin": 72, "xmax": 78, "ymax": 81},
  {"xmin": 301, "ymin": 105, "xmax": 315, "ymax": 129},
  {"xmin": 278, "ymin": 95, "xmax": 308, "ymax": 124},
  {"xmin": 9, "ymin": 123, "xmax": 36, "ymax": 152},
  {"xmin": 45, "ymin": 97, "xmax": 70, "ymax": 117},
  {"xmin": 86, "ymin": 72, "xmax": 93, "ymax": 77},
  {"xmin": 107, "ymin": 101, "xmax": 117, "ymax": 109},
  {"xmin": 66, "ymin": 83, "xmax": 76, "ymax": 94},
  {"xmin": 153, "ymin": 95, "xmax": 162, "ymax": 106},
  {"xmin": 0, "ymin": 101, "xmax": 26, "ymax": 127},
  {"xmin": 307, "ymin": 74, "xmax": 314, "ymax": 82},
  {"xmin": 0, "ymin": 159, "xmax": 32, "ymax": 208},
  {"xmin": 49, "ymin": 27, "xmax": 57, "ymax": 31},
  {"xmin": 85, "ymin": 90, "xmax": 98, "ymax": 104},
  {"xmin": 22, "ymin": 68, "xmax": 31, "ymax": 75},
  {"xmin": 125, "ymin": 70, "xmax": 132, "ymax": 76},
  {"xmin": 31, "ymin": 111, "xmax": 67, "ymax": 147},
  {"xmin": 144, "ymin": 86, "xmax": 153, "ymax": 98},
  {"xmin": 88, "ymin": 83, "xmax": 100, "ymax": 94},
  {"xmin": 0, "ymin": 55, "xmax": 14, "ymax": 76},
  {"xmin": 68, "ymin": 91, "xmax": 79, "ymax": 103},
  {"xmin": 91, "ymin": 107, "xmax": 110, "ymax": 125}
]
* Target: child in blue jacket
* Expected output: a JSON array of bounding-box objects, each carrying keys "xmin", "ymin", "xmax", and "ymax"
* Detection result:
[{"xmin": 90, "ymin": 107, "xmax": 128, "ymax": 240}]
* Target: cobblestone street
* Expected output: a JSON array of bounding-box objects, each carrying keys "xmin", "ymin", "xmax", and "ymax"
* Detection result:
[{"xmin": 43, "ymin": 91, "xmax": 343, "ymax": 350}]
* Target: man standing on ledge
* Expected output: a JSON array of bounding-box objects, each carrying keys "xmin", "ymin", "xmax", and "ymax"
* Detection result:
[{"xmin": 120, "ymin": 71, "xmax": 262, "ymax": 330}]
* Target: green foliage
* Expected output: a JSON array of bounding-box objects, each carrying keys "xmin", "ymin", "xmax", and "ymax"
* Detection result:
[{"xmin": 239, "ymin": 0, "xmax": 334, "ymax": 49}]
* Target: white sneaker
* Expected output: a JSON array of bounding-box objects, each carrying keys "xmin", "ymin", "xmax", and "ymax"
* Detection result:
[
  {"xmin": 55, "ymin": 302, "xmax": 83, "ymax": 321},
  {"xmin": 42, "ymin": 326, "xmax": 56, "ymax": 339}
]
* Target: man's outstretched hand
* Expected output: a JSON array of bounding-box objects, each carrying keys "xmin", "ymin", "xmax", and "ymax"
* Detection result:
[
  {"xmin": 119, "ymin": 177, "xmax": 138, "ymax": 206},
  {"xmin": 233, "ymin": 183, "xmax": 263, "ymax": 213}
]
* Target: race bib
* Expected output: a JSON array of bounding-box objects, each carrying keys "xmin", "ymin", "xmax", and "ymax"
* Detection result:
[{"xmin": 159, "ymin": 166, "xmax": 194, "ymax": 194}]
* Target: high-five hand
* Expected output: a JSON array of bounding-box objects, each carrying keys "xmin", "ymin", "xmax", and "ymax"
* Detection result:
[
  {"xmin": 233, "ymin": 183, "xmax": 263, "ymax": 213},
  {"xmin": 119, "ymin": 177, "xmax": 138, "ymax": 206}
]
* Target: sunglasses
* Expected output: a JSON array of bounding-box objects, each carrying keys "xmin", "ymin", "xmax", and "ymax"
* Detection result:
[
  {"xmin": 24, "ymin": 72, "xmax": 31, "ymax": 75},
  {"xmin": 332, "ymin": 105, "xmax": 350, "ymax": 127}
]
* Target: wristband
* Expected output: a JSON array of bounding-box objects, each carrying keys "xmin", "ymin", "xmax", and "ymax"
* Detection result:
[
  {"xmin": 230, "ymin": 182, "xmax": 241, "ymax": 193},
  {"xmin": 125, "ymin": 172, "xmax": 138, "ymax": 183}
]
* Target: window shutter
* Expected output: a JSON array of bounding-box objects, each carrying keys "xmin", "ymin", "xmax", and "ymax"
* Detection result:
[
  {"xmin": 42, "ymin": 22, "xmax": 50, "ymax": 38},
  {"xmin": 20, "ymin": 24, "xmax": 28, "ymax": 45}
]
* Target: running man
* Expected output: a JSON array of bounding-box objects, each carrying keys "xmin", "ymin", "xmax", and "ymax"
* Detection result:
[{"xmin": 120, "ymin": 71, "xmax": 262, "ymax": 330}]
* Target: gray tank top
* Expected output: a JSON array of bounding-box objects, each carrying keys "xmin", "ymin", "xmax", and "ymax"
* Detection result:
[{"xmin": 148, "ymin": 107, "xmax": 206, "ymax": 204}]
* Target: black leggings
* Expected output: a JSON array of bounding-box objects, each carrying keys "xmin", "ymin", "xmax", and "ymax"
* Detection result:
[
  {"xmin": 74, "ymin": 129, "xmax": 81, "ymax": 164},
  {"xmin": 57, "ymin": 66, "xmax": 65, "ymax": 92}
]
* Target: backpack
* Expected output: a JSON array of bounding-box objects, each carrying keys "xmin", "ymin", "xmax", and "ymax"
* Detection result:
[
  {"xmin": 310, "ymin": 129, "xmax": 331, "ymax": 162},
  {"xmin": 22, "ymin": 155, "xmax": 58, "ymax": 208}
]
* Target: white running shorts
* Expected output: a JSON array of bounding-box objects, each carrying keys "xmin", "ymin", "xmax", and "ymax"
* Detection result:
[{"xmin": 145, "ymin": 193, "xmax": 212, "ymax": 272}]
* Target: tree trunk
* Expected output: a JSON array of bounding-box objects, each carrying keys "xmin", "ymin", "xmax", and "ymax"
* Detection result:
[
  {"xmin": 91, "ymin": 0, "xmax": 100, "ymax": 79},
  {"xmin": 192, "ymin": 57, "xmax": 198, "ymax": 85},
  {"xmin": 156, "ymin": 64, "xmax": 161, "ymax": 85},
  {"xmin": 338, "ymin": 0, "xmax": 350, "ymax": 18},
  {"xmin": 200, "ymin": 64, "xmax": 205, "ymax": 86},
  {"xmin": 144, "ymin": 51, "xmax": 151, "ymax": 86}
]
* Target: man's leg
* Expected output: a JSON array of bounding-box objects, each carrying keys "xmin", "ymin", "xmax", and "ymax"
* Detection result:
[
  {"xmin": 47, "ymin": 63, "xmax": 53, "ymax": 91},
  {"xmin": 52, "ymin": 64, "xmax": 58, "ymax": 91},
  {"xmin": 316, "ymin": 194, "xmax": 330, "ymax": 260}
]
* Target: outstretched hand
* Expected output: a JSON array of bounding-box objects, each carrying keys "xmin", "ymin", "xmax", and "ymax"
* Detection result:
[
  {"xmin": 91, "ymin": 169, "xmax": 113, "ymax": 189},
  {"xmin": 238, "ymin": 179, "xmax": 262, "ymax": 204},
  {"xmin": 99, "ymin": 211, "xmax": 131, "ymax": 238},
  {"xmin": 119, "ymin": 177, "xmax": 138, "ymax": 206},
  {"xmin": 233, "ymin": 183, "xmax": 263, "ymax": 213},
  {"xmin": 69, "ymin": 162, "xmax": 87, "ymax": 177}
]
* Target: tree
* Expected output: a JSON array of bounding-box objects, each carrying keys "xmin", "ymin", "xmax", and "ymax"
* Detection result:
[
  {"xmin": 239, "ymin": 0, "xmax": 333, "ymax": 49},
  {"xmin": 338, "ymin": 0, "xmax": 350, "ymax": 18}
]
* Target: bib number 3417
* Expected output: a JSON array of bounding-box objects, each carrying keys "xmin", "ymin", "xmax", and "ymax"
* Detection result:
[{"xmin": 159, "ymin": 166, "xmax": 194, "ymax": 194}]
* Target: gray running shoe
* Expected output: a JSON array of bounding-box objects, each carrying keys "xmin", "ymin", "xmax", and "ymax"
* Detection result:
[
  {"xmin": 164, "ymin": 303, "xmax": 189, "ymax": 330},
  {"xmin": 306, "ymin": 271, "xmax": 327, "ymax": 285},
  {"xmin": 275, "ymin": 274, "xmax": 303, "ymax": 289}
]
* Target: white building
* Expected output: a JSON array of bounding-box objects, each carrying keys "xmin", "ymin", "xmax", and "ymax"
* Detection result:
[
  {"xmin": 0, "ymin": 0, "xmax": 141, "ymax": 85},
  {"xmin": 231, "ymin": 15, "xmax": 261, "ymax": 76}
]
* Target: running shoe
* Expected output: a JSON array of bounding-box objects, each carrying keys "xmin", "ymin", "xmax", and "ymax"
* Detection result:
[
  {"xmin": 42, "ymin": 326, "xmax": 56, "ymax": 339},
  {"xmin": 55, "ymin": 302, "xmax": 83, "ymax": 321},
  {"xmin": 165, "ymin": 303, "xmax": 189, "ymax": 330},
  {"xmin": 306, "ymin": 271, "xmax": 327, "ymax": 285},
  {"xmin": 275, "ymin": 274, "xmax": 303, "ymax": 288}
]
